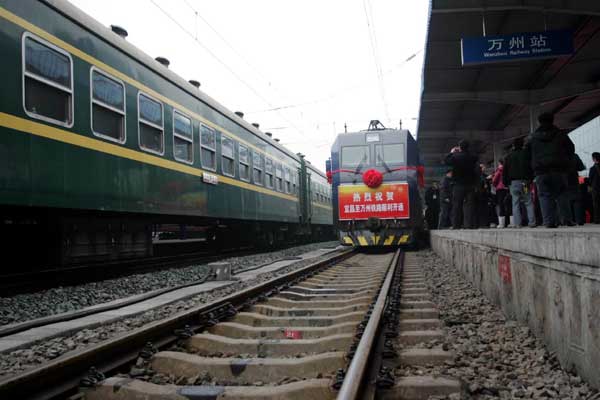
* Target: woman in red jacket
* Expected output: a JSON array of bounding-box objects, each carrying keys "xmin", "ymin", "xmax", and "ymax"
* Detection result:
[{"xmin": 492, "ymin": 160, "xmax": 511, "ymax": 228}]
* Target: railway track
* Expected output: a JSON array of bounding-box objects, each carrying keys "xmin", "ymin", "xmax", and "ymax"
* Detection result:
[
  {"xmin": 1, "ymin": 245, "xmax": 288, "ymax": 296},
  {"xmin": 0, "ymin": 249, "xmax": 463, "ymax": 399}
]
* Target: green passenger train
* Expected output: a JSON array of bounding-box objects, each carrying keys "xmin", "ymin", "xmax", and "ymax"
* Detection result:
[{"xmin": 0, "ymin": 0, "xmax": 333, "ymax": 268}]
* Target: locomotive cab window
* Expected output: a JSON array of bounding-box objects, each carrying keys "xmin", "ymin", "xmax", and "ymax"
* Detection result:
[
  {"xmin": 91, "ymin": 68, "xmax": 125, "ymax": 143},
  {"xmin": 375, "ymin": 143, "xmax": 405, "ymax": 165},
  {"xmin": 221, "ymin": 135, "xmax": 235, "ymax": 177},
  {"xmin": 341, "ymin": 146, "xmax": 369, "ymax": 168},
  {"xmin": 23, "ymin": 34, "xmax": 73, "ymax": 127},
  {"xmin": 138, "ymin": 93, "xmax": 164, "ymax": 154},
  {"xmin": 239, "ymin": 144, "xmax": 250, "ymax": 181},
  {"xmin": 200, "ymin": 125, "xmax": 217, "ymax": 170},
  {"xmin": 173, "ymin": 110, "xmax": 193, "ymax": 163},
  {"xmin": 275, "ymin": 163, "xmax": 283, "ymax": 192},
  {"xmin": 265, "ymin": 158, "xmax": 274, "ymax": 188},
  {"xmin": 253, "ymin": 152, "xmax": 263, "ymax": 185}
]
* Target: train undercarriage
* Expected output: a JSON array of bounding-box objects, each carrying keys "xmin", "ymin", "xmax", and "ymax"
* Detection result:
[{"xmin": 0, "ymin": 206, "xmax": 333, "ymax": 272}]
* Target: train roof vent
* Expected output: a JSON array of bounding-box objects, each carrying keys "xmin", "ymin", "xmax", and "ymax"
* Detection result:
[
  {"xmin": 265, "ymin": 132, "xmax": 273, "ymax": 137},
  {"xmin": 367, "ymin": 120, "xmax": 386, "ymax": 131},
  {"xmin": 235, "ymin": 111, "xmax": 244, "ymax": 118},
  {"xmin": 274, "ymin": 138, "xmax": 280, "ymax": 142},
  {"xmin": 110, "ymin": 25, "xmax": 128, "ymax": 39},
  {"xmin": 189, "ymin": 80, "xmax": 200, "ymax": 89},
  {"xmin": 252, "ymin": 123, "xmax": 260, "ymax": 129},
  {"xmin": 155, "ymin": 57, "xmax": 170, "ymax": 68}
]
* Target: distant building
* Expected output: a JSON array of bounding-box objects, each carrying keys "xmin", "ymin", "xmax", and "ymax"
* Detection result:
[{"xmin": 569, "ymin": 116, "xmax": 600, "ymax": 177}]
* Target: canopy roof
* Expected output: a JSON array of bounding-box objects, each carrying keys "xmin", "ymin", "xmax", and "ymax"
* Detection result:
[{"xmin": 417, "ymin": 0, "xmax": 600, "ymax": 181}]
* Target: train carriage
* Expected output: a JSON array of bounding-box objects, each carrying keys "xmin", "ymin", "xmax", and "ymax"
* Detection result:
[
  {"xmin": 329, "ymin": 120, "xmax": 424, "ymax": 247},
  {"xmin": 0, "ymin": 0, "xmax": 332, "ymax": 268}
]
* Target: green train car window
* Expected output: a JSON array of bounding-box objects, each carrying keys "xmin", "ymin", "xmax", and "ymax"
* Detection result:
[
  {"xmin": 239, "ymin": 144, "xmax": 250, "ymax": 181},
  {"xmin": 138, "ymin": 93, "xmax": 164, "ymax": 154},
  {"xmin": 173, "ymin": 110, "xmax": 193, "ymax": 164},
  {"xmin": 292, "ymin": 172, "xmax": 297, "ymax": 195},
  {"xmin": 221, "ymin": 135, "xmax": 235, "ymax": 177},
  {"xmin": 375, "ymin": 143, "xmax": 405, "ymax": 165},
  {"xmin": 265, "ymin": 158, "xmax": 274, "ymax": 188},
  {"xmin": 284, "ymin": 168, "xmax": 291, "ymax": 193},
  {"xmin": 200, "ymin": 125, "xmax": 217, "ymax": 170},
  {"xmin": 23, "ymin": 34, "xmax": 73, "ymax": 127},
  {"xmin": 91, "ymin": 68, "xmax": 125, "ymax": 143},
  {"xmin": 252, "ymin": 152, "xmax": 263, "ymax": 185},
  {"xmin": 275, "ymin": 163, "xmax": 283, "ymax": 192}
]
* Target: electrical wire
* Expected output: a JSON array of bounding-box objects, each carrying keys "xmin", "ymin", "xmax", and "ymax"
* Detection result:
[
  {"xmin": 149, "ymin": 0, "xmax": 305, "ymax": 138},
  {"xmin": 362, "ymin": 0, "xmax": 391, "ymax": 124},
  {"xmin": 180, "ymin": 0, "xmax": 275, "ymax": 88},
  {"xmin": 247, "ymin": 49, "xmax": 423, "ymax": 115}
]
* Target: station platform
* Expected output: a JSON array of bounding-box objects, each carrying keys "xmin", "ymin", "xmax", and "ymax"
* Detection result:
[{"xmin": 430, "ymin": 226, "xmax": 600, "ymax": 388}]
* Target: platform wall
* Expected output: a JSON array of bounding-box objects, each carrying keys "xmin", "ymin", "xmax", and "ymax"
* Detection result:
[{"xmin": 430, "ymin": 229, "xmax": 600, "ymax": 388}]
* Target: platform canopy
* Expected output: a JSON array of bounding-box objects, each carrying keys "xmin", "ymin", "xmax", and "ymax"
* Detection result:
[{"xmin": 417, "ymin": 0, "xmax": 600, "ymax": 182}]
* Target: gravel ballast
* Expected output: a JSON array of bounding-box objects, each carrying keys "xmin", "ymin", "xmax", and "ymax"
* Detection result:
[
  {"xmin": 0, "ymin": 241, "xmax": 337, "ymax": 326},
  {"xmin": 0, "ymin": 243, "xmax": 340, "ymax": 379},
  {"xmin": 395, "ymin": 250, "xmax": 597, "ymax": 400}
]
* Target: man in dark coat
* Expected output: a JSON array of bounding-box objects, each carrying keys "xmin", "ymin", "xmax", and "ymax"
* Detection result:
[
  {"xmin": 444, "ymin": 140, "xmax": 479, "ymax": 229},
  {"xmin": 425, "ymin": 182, "xmax": 440, "ymax": 230},
  {"xmin": 561, "ymin": 153, "xmax": 586, "ymax": 225},
  {"xmin": 503, "ymin": 137, "xmax": 536, "ymax": 227},
  {"xmin": 528, "ymin": 113, "xmax": 574, "ymax": 228},
  {"xmin": 438, "ymin": 170, "xmax": 453, "ymax": 229},
  {"xmin": 590, "ymin": 152, "xmax": 600, "ymax": 223}
]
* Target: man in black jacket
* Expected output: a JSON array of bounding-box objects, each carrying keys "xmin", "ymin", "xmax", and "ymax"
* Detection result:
[
  {"xmin": 528, "ymin": 113, "xmax": 574, "ymax": 228},
  {"xmin": 590, "ymin": 152, "xmax": 600, "ymax": 223},
  {"xmin": 503, "ymin": 137, "xmax": 536, "ymax": 227},
  {"xmin": 438, "ymin": 170, "xmax": 453, "ymax": 229},
  {"xmin": 561, "ymin": 153, "xmax": 586, "ymax": 225},
  {"xmin": 425, "ymin": 182, "xmax": 440, "ymax": 230},
  {"xmin": 444, "ymin": 140, "xmax": 479, "ymax": 229}
]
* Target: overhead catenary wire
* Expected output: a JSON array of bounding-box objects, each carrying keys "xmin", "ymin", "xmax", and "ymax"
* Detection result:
[
  {"xmin": 149, "ymin": 0, "xmax": 306, "ymax": 138},
  {"xmin": 247, "ymin": 49, "xmax": 423, "ymax": 115},
  {"xmin": 180, "ymin": 0, "xmax": 275, "ymax": 89},
  {"xmin": 362, "ymin": 0, "xmax": 391, "ymax": 125}
]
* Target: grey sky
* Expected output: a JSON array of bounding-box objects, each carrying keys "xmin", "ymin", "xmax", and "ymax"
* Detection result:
[{"xmin": 69, "ymin": 0, "xmax": 429, "ymax": 171}]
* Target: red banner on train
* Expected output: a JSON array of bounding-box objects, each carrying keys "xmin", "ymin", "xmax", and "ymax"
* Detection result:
[{"xmin": 338, "ymin": 182, "xmax": 410, "ymax": 220}]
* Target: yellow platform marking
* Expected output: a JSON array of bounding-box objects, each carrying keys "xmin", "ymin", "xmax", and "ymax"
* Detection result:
[
  {"xmin": 372, "ymin": 235, "xmax": 380, "ymax": 245},
  {"xmin": 383, "ymin": 235, "xmax": 395, "ymax": 246},
  {"xmin": 342, "ymin": 236, "xmax": 353, "ymax": 245},
  {"xmin": 357, "ymin": 236, "xmax": 368, "ymax": 246},
  {"xmin": 398, "ymin": 235, "xmax": 409, "ymax": 244}
]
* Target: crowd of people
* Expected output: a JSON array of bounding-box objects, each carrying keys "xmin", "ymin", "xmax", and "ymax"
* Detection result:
[{"xmin": 424, "ymin": 112, "xmax": 600, "ymax": 230}]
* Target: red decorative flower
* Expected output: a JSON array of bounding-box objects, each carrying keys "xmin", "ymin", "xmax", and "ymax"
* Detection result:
[{"xmin": 362, "ymin": 169, "xmax": 383, "ymax": 188}]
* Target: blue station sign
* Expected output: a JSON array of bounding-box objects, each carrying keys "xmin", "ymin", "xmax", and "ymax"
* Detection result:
[{"xmin": 461, "ymin": 30, "xmax": 573, "ymax": 65}]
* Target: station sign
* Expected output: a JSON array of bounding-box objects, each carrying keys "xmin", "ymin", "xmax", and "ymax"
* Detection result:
[
  {"xmin": 461, "ymin": 30, "xmax": 573, "ymax": 65},
  {"xmin": 338, "ymin": 182, "xmax": 410, "ymax": 220}
]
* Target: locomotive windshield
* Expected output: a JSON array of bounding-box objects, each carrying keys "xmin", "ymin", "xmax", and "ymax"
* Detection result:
[
  {"xmin": 341, "ymin": 145, "xmax": 369, "ymax": 168},
  {"xmin": 375, "ymin": 143, "xmax": 405, "ymax": 165}
]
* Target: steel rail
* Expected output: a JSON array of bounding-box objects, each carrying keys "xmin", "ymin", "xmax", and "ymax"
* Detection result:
[
  {"xmin": 0, "ymin": 253, "xmax": 315, "ymax": 339},
  {"xmin": 0, "ymin": 249, "xmax": 353, "ymax": 400},
  {"xmin": 336, "ymin": 249, "xmax": 402, "ymax": 400}
]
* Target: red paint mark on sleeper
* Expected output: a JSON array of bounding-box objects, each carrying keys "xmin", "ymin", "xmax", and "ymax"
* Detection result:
[
  {"xmin": 498, "ymin": 255, "xmax": 512, "ymax": 284},
  {"xmin": 284, "ymin": 330, "xmax": 303, "ymax": 339}
]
